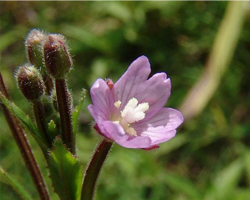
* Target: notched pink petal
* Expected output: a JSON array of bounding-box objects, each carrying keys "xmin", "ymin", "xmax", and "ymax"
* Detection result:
[
  {"xmin": 113, "ymin": 56, "xmax": 151, "ymax": 107},
  {"xmin": 89, "ymin": 78, "xmax": 115, "ymax": 121},
  {"xmin": 102, "ymin": 121, "xmax": 127, "ymax": 142},
  {"xmin": 114, "ymin": 56, "xmax": 171, "ymax": 119},
  {"xmin": 121, "ymin": 136, "xmax": 152, "ymax": 149},
  {"xmin": 93, "ymin": 122, "xmax": 112, "ymax": 140},
  {"xmin": 88, "ymin": 105, "xmax": 98, "ymax": 122},
  {"xmin": 135, "ymin": 108, "xmax": 183, "ymax": 145},
  {"xmin": 135, "ymin": 73, "xmax": 171, "ymax": 120},
  {"xmin": 144, "ymin": 130, "xmax": 176, "ymax": 146},
  {"xmin": 137, "ymin": 107, "xmax": 183, "ymax": 131}
]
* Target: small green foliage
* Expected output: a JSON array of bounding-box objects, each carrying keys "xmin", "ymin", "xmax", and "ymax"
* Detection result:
[
  {"xmin": 0, "ymin": 93, "xmax": 48, "ymax": 151},
  {"xmin": 48, "ymin": 119, "xmax": 58, "ymax": 140},
  {"xmin": 0, "ymin": 167, "xmax": 33, "ymax": 200},
  {"xmin": 48, "ymin": 137, "xmax": 83, "ymax": 200}
]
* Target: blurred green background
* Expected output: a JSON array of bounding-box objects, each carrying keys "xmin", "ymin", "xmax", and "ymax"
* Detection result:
[{"xmin": 1, "ymin": 1, "xmax": 250, "ymax": 200}]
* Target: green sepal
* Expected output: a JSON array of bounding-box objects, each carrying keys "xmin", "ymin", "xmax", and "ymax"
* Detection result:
[
  {"xmin": 0, "ymin": 93, "xmax": 48, "ymax": 151},
  {"xmin": 72, "ymin": 89, "xmax": 87, "ymax": 136},
  {"xmin": 48, "ymin": 137, "xmax": 83, "ymax": 200},
  {"xmin": 0, "ymin": 167, "xmax": 33, "ymax": 200}
]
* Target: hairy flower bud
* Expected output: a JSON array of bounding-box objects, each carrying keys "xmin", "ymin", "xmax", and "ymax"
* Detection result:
[
  {"xmin": 43, "ymin": 34, "xmax": 72, "ymax": 79},
  {"xmin": 25, "ymin": 29, "xmax": 46, "ymax": 72},
  {"xmin": 17, "ymin": 65, "xmax": 44, "ymax": 101}
]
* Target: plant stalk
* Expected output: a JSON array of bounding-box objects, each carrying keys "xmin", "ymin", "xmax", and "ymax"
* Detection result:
[
  {"xmin": 55, "ymin": 78, "xmax": 75, "ymax": 154},
  {"xmin": 0, "ymin": 72, "xmax": 50, "ymax": 200},
  {"xmin": 42, "ymin": 74, "xmax": 54, "ymax": 96},
  {"xmin": 33, "ymin": 99, "xmax": 51, "ymax": 147},
  {"xmin": 81, "ymin": 139, "xmax": 113, "ymax": 200}
]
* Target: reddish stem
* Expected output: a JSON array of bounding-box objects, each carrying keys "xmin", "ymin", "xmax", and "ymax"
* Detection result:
[
  {"xmin": 0, "ymin": 72, "xmax": 50, "ymax": 200},
  {"xmin": 55, "ymin": 79, "xmax": 75, "ymax": 154},
  {"xmin": 81, "ymin": 139, "xmax": 113, "ymax": 200}
]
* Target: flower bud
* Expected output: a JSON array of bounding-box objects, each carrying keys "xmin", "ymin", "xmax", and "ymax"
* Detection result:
[
  {"xmin": 43, "ymin": 34, "xmax": 72, "ymax": 79},
  {"xmin": 17, "ymin": 64, "xmax": 44, "ymax": 101},
  {"xmin": 25, "ymin": 29, "xmax": 46, "ymax": 72}
]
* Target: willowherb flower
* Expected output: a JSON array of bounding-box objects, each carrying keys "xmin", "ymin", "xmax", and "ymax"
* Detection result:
[{"xmin": 88, "ymin": 56, "xmax": 184, "ymax": 149}]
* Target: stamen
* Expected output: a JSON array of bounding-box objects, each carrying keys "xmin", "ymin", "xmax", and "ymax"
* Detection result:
[
  {"xmin": 112, "ymin": 97, "xmax": 149, "ymax": 136},
  {"xmin": 114, "ymin": 100, "xmax": 121, "ymax": 109}
]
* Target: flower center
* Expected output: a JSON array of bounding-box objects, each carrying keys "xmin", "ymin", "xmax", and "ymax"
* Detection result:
[{"xmin": 113, "ymin": 98, "xmax": 149, "ymax": 136}]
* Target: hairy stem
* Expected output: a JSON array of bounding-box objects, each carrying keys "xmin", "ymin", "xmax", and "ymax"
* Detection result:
[
  {"xmin": 55, "ymin": 78, "xmax": 75, "ymax": 154},
  {"xmin": 42, "ymin": 74, "xmax": 54, "ymax": 96},
  {"xmin": 0, "ymin": 72, "xmax": 50, "ymax": 200},
  {"xmin": 81, "ymin": 139, "xmax": 113, "ymax": 200},
  {"xmin": 33, "ymin": 99, "xmax": 51, "ymax": 147}
]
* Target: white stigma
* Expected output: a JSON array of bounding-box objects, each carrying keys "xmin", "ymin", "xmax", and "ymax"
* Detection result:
[{"xmin": 113, "ymin": 98, "xmax": 149, "ymax": 136}]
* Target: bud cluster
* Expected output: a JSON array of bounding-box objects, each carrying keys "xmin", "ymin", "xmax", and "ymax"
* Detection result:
[{"xmin": 15, "ymin": 28, "xmax": 74, "ymax": 151}]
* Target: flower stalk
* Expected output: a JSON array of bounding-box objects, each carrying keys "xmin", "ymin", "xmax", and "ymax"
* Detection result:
[
  {"xmin": 16, "ymin": 65, "xmax": 51, "ymax": 147},
  {"xmin": 32, "ymin": 99, "xmax": 51, "ymax": 147},
  {"xmin": 0, "ymin": 72, "xmax": 50, "ymax": 200},
  {"xmin": 81, "ymin": 139, "xmax": 113, "ymax": 200},
  {"xmin": 42, "ymin": 74, "xmax": 54, "ymax": 95},
  {"xmin": 55, "ymin": 78, "xmax": 75, "ymax": 154}
]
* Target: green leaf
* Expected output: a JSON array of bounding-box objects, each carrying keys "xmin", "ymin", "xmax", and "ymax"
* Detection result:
[
  {"xmin": 72, "ymin": 89, "xmax": 87, "ymax": 136},
  {"xmin": 0, "ymin": 167, "xmax": 33, "ymax": 200},
  {"xmin": 0, "ymin": 93, "xmax": 48, "ymax": 151},
  {"xmin": 48, "ymin": 137, "xmax": 83, "ymax": 200}
]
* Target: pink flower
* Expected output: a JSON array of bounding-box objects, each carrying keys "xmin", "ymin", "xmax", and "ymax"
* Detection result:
[{"xmin": 88, "ymin": 56, "xmax": 184, "ymax": 149}]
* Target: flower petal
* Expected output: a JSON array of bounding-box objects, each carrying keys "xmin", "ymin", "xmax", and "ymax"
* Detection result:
[
  {"xmin": 113, "ymin": 56, "xmax": 151, "ymax": 107},
  {"xmin": 113, "ymin": 56, "xmax": 171, "ymax": 119},
  {"xmin": 136, "ymin": 73, "xmax": 171, "ymax": 120},
  {"xmin": 88, "ymin": 104, "xmax": 97, "ymax": 122},
  {"xmin": 103, "ymin": 121, "xmax": 152, "ymax": 148},
  {"xmin": 135, "ymin": 108, "xmax": 183, "ymax": 145},
  {"xmin": 88, "ymin": 106, "xmax": 112, "ymax": 139},
  {"xmin": 89, "ymin": 78, "xmax": 115, "ymax": 122},
  {"xmin": 145, "ymin": 130, "xmax": 176, "ymax": 146}
]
